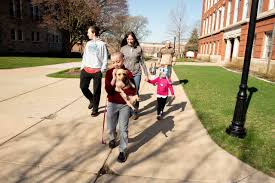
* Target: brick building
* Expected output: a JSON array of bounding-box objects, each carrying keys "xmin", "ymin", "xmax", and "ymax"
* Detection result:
[
  {"xmin": 0, "ymin": 0, "xmax": 63, "ymax": 55},
  {"xmin": 198, "ymin": 0, "xmax": 275, "ymax": 73}
]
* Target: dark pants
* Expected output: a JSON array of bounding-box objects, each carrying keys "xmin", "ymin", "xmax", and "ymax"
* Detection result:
[
  {"xmin": 157, "ymin": 97, "xmax": 167, "ymax": 115},
  {"xmin": 80, "ymin": 69, "xmax": 102, "ymax": 112}
]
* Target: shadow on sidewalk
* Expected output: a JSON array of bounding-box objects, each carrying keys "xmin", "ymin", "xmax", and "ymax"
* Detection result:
[
  {"xmin": 0, "ymin": 115, "xmax": 106, "ymax": 183},
  {"xmin": 128, "ymin": 116, "xmax": 175, "ymax": 154},
  {"xmin": 128, "ymin": 101, "xmax": 187, "ymax": 155}
]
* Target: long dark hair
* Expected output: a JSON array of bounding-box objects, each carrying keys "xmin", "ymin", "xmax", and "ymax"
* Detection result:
[{"xmin": 120, "ymin": 31, "xmax": 140, "ymax": 48}]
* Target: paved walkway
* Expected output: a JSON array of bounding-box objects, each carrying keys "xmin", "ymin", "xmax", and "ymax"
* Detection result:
[{"xmin": 0, "ymin": 62, "xmax": 274, "ymax": 183}]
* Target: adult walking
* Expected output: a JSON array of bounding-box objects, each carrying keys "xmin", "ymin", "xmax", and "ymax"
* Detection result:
[
  {"xmin": 158, "ymin": 40, "xmax": 176, "ymax": 78},
  {"xmin": 80, "ymin": 25, "xmax": 108, "ymax": 117},
  {"xmin": 120, "ymin": 32, "xmax": 149, "ymax": 120}
]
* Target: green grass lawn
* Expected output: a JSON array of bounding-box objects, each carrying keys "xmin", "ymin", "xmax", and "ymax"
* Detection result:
[
  {"xmin": 0, "ymin": 57, "xmax": 81, "ymax": 69},
  {"xmin": 174, "ymin": 65, "xmax": 275, "ymax": 177},
  {"xmin": 47, "ymin": 68, "xmax": 80, "ymax": 78}
]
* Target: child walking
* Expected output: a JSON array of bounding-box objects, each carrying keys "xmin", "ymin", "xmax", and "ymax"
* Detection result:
[
  {"xmin": 146, "ymin": 67, "xmax": 175, "ymax": 120},
  {"xmin": 105, "ymin": 52, "xmax": 136, "ymax": 163},
  {"xmin": 149, "ymin": 61, "xmax": 157, "ymax": 80}
]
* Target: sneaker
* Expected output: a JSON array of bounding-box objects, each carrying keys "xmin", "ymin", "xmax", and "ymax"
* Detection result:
[
  {"xmin": 132, "ymin": 114, "xmax": 138, "ymax": 120},
  {"xmin": 157, "ymin": 114, "xmax": 161, "ymax": 120},
  {"xmin": 91, "ymin": 111, "xmax": 99, "ymax": 117},
  {"xmin": 108, "ymin": 139, "xmax": 116, "ymax": 149},
  {"xmin": 117, "ymin": 152, "xmax": 127, "ymax": 163},
  {"xmin": 88, "ymin": 102, "xmax": 93, "ymax": 109}
]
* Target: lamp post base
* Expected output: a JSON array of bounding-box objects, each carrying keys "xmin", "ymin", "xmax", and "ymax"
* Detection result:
[{"xmin": 226, "ymin": 124, "xmax": 246, "ymax": 138}]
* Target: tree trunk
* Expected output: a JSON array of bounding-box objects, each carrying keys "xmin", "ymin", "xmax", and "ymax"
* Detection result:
[{"xmin": 61, "ymin": 30, "xmax": 71, "ymax": 57}]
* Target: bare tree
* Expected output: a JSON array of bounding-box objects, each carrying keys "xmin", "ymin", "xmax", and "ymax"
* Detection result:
[
  {"xmin": 167, "ymin": 1, "xmax": 187, "ymax": 57},
  {"xmin": 31, "ymin": 0, "xmax": 128, "ymax": 56},
  {"xmin": 127, "ymin": 16, "xmax": 151, "ymax": 41},
  {"xmin": 104, "ymin": 15, "xmax": 150, "ymax": 52}
]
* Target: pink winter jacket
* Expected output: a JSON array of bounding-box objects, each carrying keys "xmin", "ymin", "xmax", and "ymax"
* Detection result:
[{"xmin": 148, "ymin": 77, "xmax": 175, "ymax": 96}]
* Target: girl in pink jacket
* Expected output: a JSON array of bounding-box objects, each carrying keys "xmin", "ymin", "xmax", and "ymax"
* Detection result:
[{"xmin": 146, "ymin": 67, "xmax": 175, "ymax": 120}]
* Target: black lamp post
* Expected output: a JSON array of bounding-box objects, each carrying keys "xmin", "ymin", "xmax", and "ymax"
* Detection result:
[{"xmin": 226, "ymin": 0, "xmax": 259, "ymax": 138}]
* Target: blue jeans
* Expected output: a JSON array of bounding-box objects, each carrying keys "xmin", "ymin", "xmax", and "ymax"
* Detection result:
[
  {"xmin": 167, "ymin": 65, "xmax": 172, "ymax": 78},
  {"xmin": 107, "ymin": 102, "xmax": 130, "ymax": 153},
  {"xmin": 133, "ymin": 74, "xmax": 141, "ymax": 96},
  {"xmin": 132, "ymin": 74, "xmax": 141, "ymax": 113}
]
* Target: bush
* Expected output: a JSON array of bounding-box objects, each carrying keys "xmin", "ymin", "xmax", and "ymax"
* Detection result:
[{"xmin": 225, "ymin": 59, "xmax": 275, "ymax": 82}]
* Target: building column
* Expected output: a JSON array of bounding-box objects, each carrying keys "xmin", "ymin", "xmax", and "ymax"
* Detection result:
[
  {"xmin": 225, "ymin": 39, "xmax": 232, "ymax": 62},
  {"xmin": 232, "ymin": 37, "xmax": 240, "ymax": 59}
]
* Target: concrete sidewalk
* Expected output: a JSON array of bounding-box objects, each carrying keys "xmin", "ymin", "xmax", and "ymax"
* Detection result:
[{"xmin": 0, "ymin": 63, "xmax": 274, "ymax": 183}]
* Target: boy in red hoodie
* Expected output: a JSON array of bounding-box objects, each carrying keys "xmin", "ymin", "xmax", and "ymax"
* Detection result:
[{"xmin": 105, "ymin": 52, "xmax": 136, "ymax": 163}]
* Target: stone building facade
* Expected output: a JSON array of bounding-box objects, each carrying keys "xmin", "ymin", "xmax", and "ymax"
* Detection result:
[
  {"xmin": 0, "ymin": 0, "xmax": 63, "ymax": 55},
  {"xmin": 140, "ymin": 42, "xmax": 185, "ymax": 57},
  {"xmin": 198, "ymin": 0, "xmax": 275, "ymax": 73}
]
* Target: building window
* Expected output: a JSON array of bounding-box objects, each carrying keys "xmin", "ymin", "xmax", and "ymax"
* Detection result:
[
  {"xmin": 31, "ymin": 5, "xmax": 40, "ymax": 21},
  {"xmin": 242, "ymin": 0, "xmax": 249, "ymax": 20},
  {"xmin": 233, "ymin": 0, "xmax": 241, "ymax": 23},
  {"xmin": 17, "ymin": 30, "xmax": 23, "ymax": 41},
  {"xmin": 217, "ymin": 40, "xmax": 220, "ymax": 55},
  {"xmin": 31, "ymin": 32, "xmax": 35, "ymax": 41},
  {"xmin": 220, "ymin": 7, "xmax": 225, "ymax": 29},
  {"xmin": 269, "ymin": 0, "xmax": 275, "ymax": 10},
  {"xmin": 36, "ymin": 32, "xmax": 40, "ymax": 41},
  {"xmin": 251, "ymin": 34, "xmax": 257, "ymax": 58},
  {"xmin": 9, "ymin": 0, "xmax": 15, "ymax": 16},
  {"xmin": 32, "ymin": 31, "xmax": 40, "ymax": 42},
  {"xmin": 263, "ymin": 32, "xmax": 272, "ymax": 59},
  {"xmin": 11, "ymin": 29, "xmax": 16, "ymax": 40},
  {"xmin": 15, "ymin": 0, "xmax": 22, "ymax": 18},
  {"xmin": 213, "ymin": 42, "xmax": 216, "ymax": 55},
  {"xmin": 10, "ymin": 0, "xmax": 22, "ymax": 18},
  {"xmin": 226, "ymin": 0, "xmax": 232, "ymax": 26},
  {"xmin": 258, "ymin": 0, "xmax": 263, "ymax": 14}
]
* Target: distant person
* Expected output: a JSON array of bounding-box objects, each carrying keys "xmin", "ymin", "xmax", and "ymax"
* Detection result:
[
  {"xmin": 105, "ymin": 52, "xmax": 136, "ymax": 163},
  {"xmin": 149, "ymin": 61, "xmax": 157, "ymax": 80},
  {"xmin": 120, "ymin": 32, "xmax": 149, "ymax": 120},
  {"xmin": 158, "ymin": 40, "xmax": 176, "ymax": 78},
  {"xmin": 146, "ymin": 67, "xmax": 175, "ymax": 120},
  {"xmin": 80, "ymin": 25, "xmax": 108, "ymax": 116}
]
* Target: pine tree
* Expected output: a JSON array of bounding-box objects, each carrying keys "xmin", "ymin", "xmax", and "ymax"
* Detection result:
[{"xmin": 186, "ymin": 28, "xmax": 199, "ymax": 53}]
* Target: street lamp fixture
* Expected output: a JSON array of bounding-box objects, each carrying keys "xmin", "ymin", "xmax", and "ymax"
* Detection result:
[{"xmin": 226, "ymin": 0, "xmax": 259, "ymax": 138}]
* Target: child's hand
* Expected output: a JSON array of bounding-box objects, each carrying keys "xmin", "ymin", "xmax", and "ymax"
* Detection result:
[
  {"xmin": 112, "ymin": 69, "xmax": 117, "ymax": 78},
  {"xmin": 144, "ymin": 76, "xmax": 149, "ymax": 82},
  {"xmin": 171, "ymin": 95, "xmax": 175, "ymax": 100}
]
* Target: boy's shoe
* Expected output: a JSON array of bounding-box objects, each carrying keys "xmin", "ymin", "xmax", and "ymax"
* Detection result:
[
  {"xmin": 108, "ymin": 139, "xmax": 116, "ymax": 149},
  {"xmin": 132, "ymin": 114, "xmax": 138, "ymax": 120},
  {"xmin": 91, "ymin": 111, "xmax": 99, "ymax": 117},
  {"xmin": 117, "ymin": 152, "xmax": 127, "ymax": 163},
  {"xmin": 88, "ymin": 102, "xmax": 93, "ymax": 109}
]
